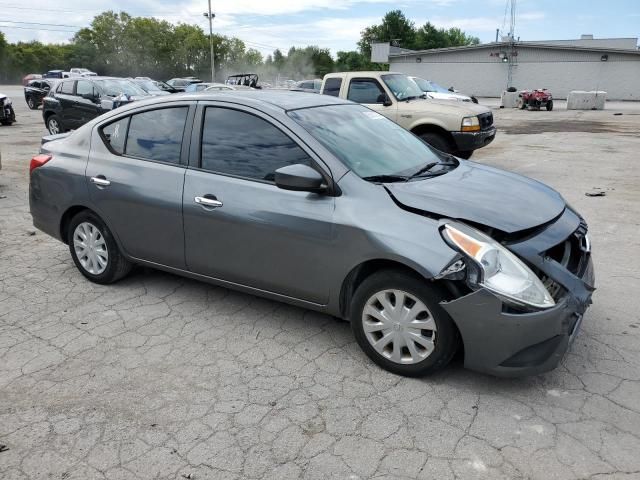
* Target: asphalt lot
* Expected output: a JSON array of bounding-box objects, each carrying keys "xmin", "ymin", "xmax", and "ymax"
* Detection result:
[{"xmin": 1, "ymin": 84, "xmax": 640, "ymax": 480}]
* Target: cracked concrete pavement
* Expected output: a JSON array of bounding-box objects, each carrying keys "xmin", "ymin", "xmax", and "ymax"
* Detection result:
[{"xmin": 1, "ymin": 86, "xmax": 640, "ymax": 479}]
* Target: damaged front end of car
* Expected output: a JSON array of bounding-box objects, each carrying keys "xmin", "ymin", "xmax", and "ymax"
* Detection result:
[{"xmin": 435, "ymin": 207, "xmax": 595, "ymax": 377}]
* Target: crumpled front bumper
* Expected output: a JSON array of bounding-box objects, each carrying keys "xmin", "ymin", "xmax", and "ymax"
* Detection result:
[
  {"xmin": 450, "ymin": 127, "xmax": 496, "ymax": 152},
  {"xmin": 441, "ymin": 208, "xmax": 595, "ymax": 377}
]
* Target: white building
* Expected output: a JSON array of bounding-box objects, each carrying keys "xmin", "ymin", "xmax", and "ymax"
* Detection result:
[{"xmin": 373, "ymin": 36, "xmax": 640, "ymax": 100}]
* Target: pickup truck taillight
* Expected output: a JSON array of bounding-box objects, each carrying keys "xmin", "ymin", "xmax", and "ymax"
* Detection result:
[{"xmin": 30, "ymin": 154, "xmax": 52, "ymax": 173}]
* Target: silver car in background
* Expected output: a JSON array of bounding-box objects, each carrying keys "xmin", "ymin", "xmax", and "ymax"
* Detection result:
[{"xmin": 29, "ymin": 91, "xmax": 594, "ymax": 378}]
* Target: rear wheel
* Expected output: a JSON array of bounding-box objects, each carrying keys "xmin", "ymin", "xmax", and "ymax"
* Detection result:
[
  {"xmin": 27, "ymin": 96, "xmax": 37, "ymax": 110},
  {"xmin": 419, "ymin": 132, "xmax": 454, "ymax": 155},
  {"xmin": 46, "ymin": 114, "xmax": 64, "ymax": 134},
  {"xmin": 350, "ymin": 270, "xmax": 459, "ymax": 377},
  {"xmin": 456, "ymin": 150, "xmax": 473, "ymax": 160},
  {"xmin": 546, "ymin": 100, "xmax": 554, "ymax": 111},
  {"xmin": 68, "ymin": 211, "xmax": 132, "ymax": 284}
]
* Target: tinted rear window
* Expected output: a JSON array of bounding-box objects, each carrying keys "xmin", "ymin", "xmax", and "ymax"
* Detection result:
[
  {"xmin": 323, "ymin": 77, "xmax": 342, "ymax": 97},
  {"xmin": 125, "ymin": 107, "xmax": 188, "ymax": 163}
]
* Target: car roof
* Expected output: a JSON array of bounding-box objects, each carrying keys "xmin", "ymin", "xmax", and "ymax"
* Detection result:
[{"xmin": 192, "ymin": 90, "xmax": 352, "ymax": 110}]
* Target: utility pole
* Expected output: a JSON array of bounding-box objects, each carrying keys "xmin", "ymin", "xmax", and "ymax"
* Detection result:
[
  {"xmin": 506, "ymin": 0, "xmax": 517, "ymax": 89},
  {"xmin": 203, "ymin": 2, "xmax": 215, "ymax": 82}
]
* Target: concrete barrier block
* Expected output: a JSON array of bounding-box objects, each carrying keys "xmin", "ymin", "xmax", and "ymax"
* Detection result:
[
  {"xmin": 567, "ymin": 91, "xmax": 607, "ymax": 110},
  {"xmin": 501, "ymin": 91, "xmax": 520, "ymax": 108}
]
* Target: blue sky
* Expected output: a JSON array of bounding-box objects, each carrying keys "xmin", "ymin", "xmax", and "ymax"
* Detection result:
[{"xmin": 1, "ymin": 0, "xmax": 639, "ymax": 55}]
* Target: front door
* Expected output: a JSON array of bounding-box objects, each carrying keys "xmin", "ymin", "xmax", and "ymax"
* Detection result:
[
  {"xmin": 86, "ymin": 104, "xmax": 192, "ymax": 268},
  {"xmin": 182, "ymin": 104, "xmax": 335, "ymax": 304},
  {"xmin": 346, "ymin": 77, "xmax": 397, "ymax": 122},
  {"xmin": 75, "ymin": 80, "xmax": 102, "ymax": 125}
]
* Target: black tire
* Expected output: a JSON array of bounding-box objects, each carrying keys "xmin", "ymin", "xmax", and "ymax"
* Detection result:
[
  {"xmin": 350, "ymin": 269, "xmax": 459, "ymax": 377},
  {"xmin": 67, "ymin": 210, "xmax": 132, "ymax": 284},
  {"xmin": 27, "ymin": 96, "xmax": 37, "ymax": 110},
  {"xmin": 419, "ymin": 132, "xmax": 454, "ymax": 155},
  {"xmin": 519, "ymin": 99, "xmax": 527, "ymax": 110},
  {"xmin": 46, "ymin": 114, "xmax": 64, "ymax": 135},
  {"xmin": 456, "ymin": 150, "xmax": 473, "ymax": 160},
  {"xmin": 546, "ymin": 100, "xmax": 553, "ymax": 111},
  {"xmin": 471, "ymin": 96, "xmax": 478, "ymax": 104}
]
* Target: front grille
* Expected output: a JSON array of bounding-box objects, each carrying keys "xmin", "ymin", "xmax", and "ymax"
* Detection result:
[
  {"xmin": 479, "ymin": 112, "xmax": 493, "ymax": 130},
  {"xmin": 540, "ymin": 219, "xmax": 590, "ymax": 301}
]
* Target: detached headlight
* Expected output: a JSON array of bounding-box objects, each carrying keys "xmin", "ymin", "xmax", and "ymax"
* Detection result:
[
  {"xmin": 442, "ymin": 222, "xmax": 555, "ymax": 309},
  {"xmin": 461, "ymin": 116, "xmax": 480, "ymax": 132}
]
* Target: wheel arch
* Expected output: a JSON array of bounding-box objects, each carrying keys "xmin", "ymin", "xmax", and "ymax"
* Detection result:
[{"xmin": 410, "ymin": 123, "xmax": 454, "ymax": 143}]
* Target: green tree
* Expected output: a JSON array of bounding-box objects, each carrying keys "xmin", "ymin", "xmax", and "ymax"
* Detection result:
[{"xmin": 358, "ymin": 10, "xmax": 417, "ymax": 57}]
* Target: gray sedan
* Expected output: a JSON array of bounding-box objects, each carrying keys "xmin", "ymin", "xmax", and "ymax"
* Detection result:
[{"xmin": 29, "ymin": 91, "xmax": 595, "ymax": 377}]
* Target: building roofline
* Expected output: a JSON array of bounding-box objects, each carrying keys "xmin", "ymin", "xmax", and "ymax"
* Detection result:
[{"xmin": 388, "ymin": 41, "xmax": 640, "ymax": 57}]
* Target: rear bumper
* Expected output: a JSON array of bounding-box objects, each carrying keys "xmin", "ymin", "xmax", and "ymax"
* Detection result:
[{"xmin": 450, "ymin": 127, "xmax": 496, "ymax": 152}]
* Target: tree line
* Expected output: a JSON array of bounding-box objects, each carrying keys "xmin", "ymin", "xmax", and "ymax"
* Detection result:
[{"xmin": 0, "ymin": 10, "xmax": 479, "ymax": 83}]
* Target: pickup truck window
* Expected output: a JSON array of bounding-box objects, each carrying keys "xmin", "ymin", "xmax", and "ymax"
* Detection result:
[
  {"xmin": 323, "ymin": 77, "xmax": 342, "ymax": 97},
  {"xmin": 381, "ymin": 74, "xmax": 424, "ymax": 101},
  {"xmin": 289, "ymin": 104, "xmax": 443, "ymax": 179},
  {"xmin": 347, "ymin": 79, "xmax": 386, "ymax": 104}
]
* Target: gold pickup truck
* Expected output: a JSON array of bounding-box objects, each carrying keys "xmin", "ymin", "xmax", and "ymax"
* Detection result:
[{"xmin": 321, "ymin": 71, "xmax": 496, "ymax": 158}]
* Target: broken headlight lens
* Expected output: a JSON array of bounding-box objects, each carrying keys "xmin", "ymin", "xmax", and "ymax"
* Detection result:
[{"xmin": 441, "ymin": 222, "xmax": 555, "ymax": 309}]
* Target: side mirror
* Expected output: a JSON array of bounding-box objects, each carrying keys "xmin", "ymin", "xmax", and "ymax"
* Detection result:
[
  {"xmin": 377, "ymin": 93, "xmax": 392, "ymax": 107},
  {"xmin": 275, "ymin": 164, "xmax": 325, "ymax": 193}
]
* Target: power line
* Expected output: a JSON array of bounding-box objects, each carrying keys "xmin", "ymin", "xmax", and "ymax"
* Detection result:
[
  {"xmin": 0, "ymin": 20, "xmax": 85, "ymax": 28},
  {"xmin": 0, "ymin": 25, "xmax": 77, "ymax": 32}
]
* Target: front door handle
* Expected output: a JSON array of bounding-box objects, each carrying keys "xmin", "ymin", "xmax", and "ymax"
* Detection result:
[
  {"xmin": 90, "ymin": 176, "xmax": 111, "ymax": 187},
  {"xmin": 194, "ymin": 195, "xmax": 223, "ymax": 209}
]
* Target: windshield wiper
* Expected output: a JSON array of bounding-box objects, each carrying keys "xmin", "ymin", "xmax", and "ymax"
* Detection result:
[
  {"xmin": 408, "ymin": 162, "xmax": 438, "ymax": 179},
  {"xmin": 362, "ymin": 174, "xmax": 410, "ymax": 183}
]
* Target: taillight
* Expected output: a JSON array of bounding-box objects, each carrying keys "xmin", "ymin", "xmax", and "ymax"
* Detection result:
[{"xmin": 30, "ymin": 154, "xmax": 52, "ymax": 173}]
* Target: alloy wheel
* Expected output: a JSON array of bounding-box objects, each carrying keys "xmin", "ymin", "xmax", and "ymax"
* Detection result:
[
  {"xmin": 48, "ymin": 118, "xmax": 59, "ymax": 134},
  {"xmin": 73, "ymin": 222, "xmax": 109, "ymax": 275},
  {"xmin": 362, "ymin": 289, "xmax": 437, "ymax": 364}
]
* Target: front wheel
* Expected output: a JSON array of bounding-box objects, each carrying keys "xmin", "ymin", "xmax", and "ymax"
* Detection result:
[
  {"xmin": 419, "ymin": 132, "xmax": 454, "ymax": 155},
  {"xmin": 350, "ymin": 270, "xmax": 459, "ymax": 377},
  {"xmin": 456, "ymin": 150, "xmax": 473, "ymax": 160},
  {"xmin": 68, "ymin": 211, "xmax": 132, "ymax": 284},
  {"xmin": 546, "ymin": 100, "xmax": 553, "ymax": 111}
]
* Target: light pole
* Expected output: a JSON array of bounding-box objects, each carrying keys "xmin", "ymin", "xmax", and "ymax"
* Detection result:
[{"xmin": 203, "ymin": 2, "xmax": 215, "ymax": 82}]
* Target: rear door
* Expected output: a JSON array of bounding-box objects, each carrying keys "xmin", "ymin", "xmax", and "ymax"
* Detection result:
[
  {"xmin": 57, "ymin": 80, "xmax": 78, "ymax": 127},
  {"xmin": 86, "ymin": 103, "xmax": 194, "ymax": 268},
  {"xmin": 346, "ymin": 77, "xmax": 397, "ymax": 122},
  {"xmin": 182, "ymin": 103, "xmax": 335, "ymax": 304},
  {"xmin": 75, "ymin": 80, "xmax": 102, "ymax": 125}
]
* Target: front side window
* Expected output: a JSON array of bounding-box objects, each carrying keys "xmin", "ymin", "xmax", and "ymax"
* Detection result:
[
  {"xmin": 289, "ymin": 104, "xmax": 446, "ymax": 179},
  {"xmin": 126, "ymin": 107, "xmax": 188, "ymax": 163},
  {"xmin": 60, "ymin": 81, "xmax": 75, "ymax": 94},
  {"xmin": 322, "ymin": 77, "xmax": 342, "ymax": 97},
  {"xmin": 101, "ymin": 117, "xmax": 129, "ymax": 154},
  {"xmin": 347, "ymin": 79, "xmax": 386, "ymax": 104},
  {"xmin": 201, "ymin": 107, "xmax": 311, "ymax": 182}
]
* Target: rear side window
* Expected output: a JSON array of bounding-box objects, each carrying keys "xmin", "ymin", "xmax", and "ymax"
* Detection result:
[
  {"xmin": 60, "ymin": 81, "xmax": 75, "ymax": 94},
  {"xmin": 347, "ymin": 79, "xmax": 385, "ymax": 104},
  {"xmin": 101, "ymin": 117, "xmax": 129, "ymax": 154},
  {"xmin": 201, "ymin": 107, "xmax": 311, "ymax": 181},
  {"xmin": 76, "ymin": 81, "xmax": 95, "ymax": 97},
  {"xmin": 125, "ymin": 107, "xmax": 188, "ymax": 164},
  {"xmin": 323, "ymin": 77, "xmax": 342, "ymax": 97}
]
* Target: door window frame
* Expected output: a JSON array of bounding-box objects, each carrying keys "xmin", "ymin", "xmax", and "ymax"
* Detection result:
[
  {"xmin": 188, "ymin": 101, "xmax": 339, "ymax": 195},
  {"xmin": 96, "ymin": 102, "xmax": 196, "ymax": 167},
  {"xmin": 347, "ymin": 77, "xmax": 388, "ymax": 105}
]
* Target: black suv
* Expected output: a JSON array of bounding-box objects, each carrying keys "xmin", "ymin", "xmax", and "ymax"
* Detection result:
[
  {"xmin": 42, "ymin": 77, "xmax": 148, "ymax": 134},
  {"xmin": 24, "ymin": 79, "xmax": 55, "ymax": 109}
]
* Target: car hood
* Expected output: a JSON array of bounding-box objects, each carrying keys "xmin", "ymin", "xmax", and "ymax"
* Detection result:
[
  {"xmin": 385, "ymin": 161, "xmax": 566, "ymax": 233},
  {"xmin": 428, "ymin": 92, "xmax": 471, "ymax": 102},
  {"xmin": 396, "ymin": 98, "xmax": 489, "ymax": 116}
]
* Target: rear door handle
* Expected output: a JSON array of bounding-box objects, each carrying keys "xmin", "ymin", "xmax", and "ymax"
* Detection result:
[
  {"xmin": 90, "ymin": 176, "xmax": 111, "ymax": 187},
  {"xmin": 194, "ymin": 195, "xmax": 223, "ymax": 209}
]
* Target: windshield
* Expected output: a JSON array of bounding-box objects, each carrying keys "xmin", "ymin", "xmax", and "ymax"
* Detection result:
[
  {"xmin": 95, "ymin": 79, "xmax": 147, "ymax": 97},
  {"xmin": 135, "ymin": 80, "xmax": 161, "ymax": 92},
  {"xmin": 289, "ymin": 104, "xmax": 448, "ymax": 179},
  {"xmin": 413, "ymin": 78, "xmax": 449, "ymax": 93},
  {"xmin": 381, "ymin": 74, "xmax": 424, "ymax": 101}
]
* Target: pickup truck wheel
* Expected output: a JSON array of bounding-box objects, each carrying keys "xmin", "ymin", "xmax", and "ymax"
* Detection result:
[
  {"xmin": 47, "ymin": 115, "xmax": 64, "ymax": 135},
  {"xmin": 419, "ymin": 132, "xmax": 454, "ymax": 155},
  {"xmin": 350, "ymin": 270, "xmax": 459, "ymax": 377},
  {"xmin": 456, "ymin": 151, "xmax": 473, "ymax": 159}
]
